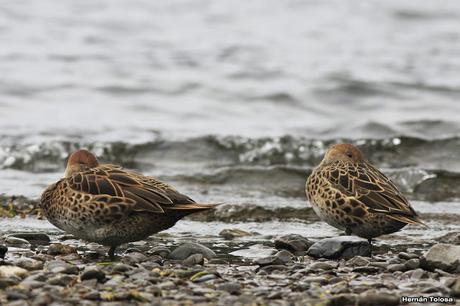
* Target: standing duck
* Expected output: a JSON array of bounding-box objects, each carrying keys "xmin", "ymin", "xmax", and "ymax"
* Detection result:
[
  {"xmin": 306, "ymin": 143, "xmax": 425, "ymax": 252},
  {"xmin": 40, "ymin": 149, "xmax": 217, "ymax": 259}
]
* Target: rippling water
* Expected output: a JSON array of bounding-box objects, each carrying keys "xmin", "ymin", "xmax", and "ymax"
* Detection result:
[{"xmin": 1, "ymin": 0, "xmax": 460, "ymax": 241}]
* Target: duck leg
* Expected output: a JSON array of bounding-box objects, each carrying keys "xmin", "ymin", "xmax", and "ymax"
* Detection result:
[{"xmin": 108, "ymin": 246, "xmax": 117, "ymax": 261}]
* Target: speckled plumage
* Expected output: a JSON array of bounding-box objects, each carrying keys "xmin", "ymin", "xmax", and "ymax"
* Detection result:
[
  {"xmin": 306, "ymin": 144, "xmax": 424, "ymax": 243},
  {"xmin": 40, "ymin": 150, "xmax": 216, "ymax": 258}
]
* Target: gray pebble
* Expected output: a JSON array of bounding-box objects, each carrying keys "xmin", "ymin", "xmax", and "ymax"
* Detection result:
[
  {"xmin": 451, "ymin": 277, "xmax": 460, "ymax": 297},
  {"xmin": 369, "ymin": 261, "xmax": 389, "ymax": 269},
  {"xmin": 404, "ymin": 258, "xmax": 420, "ymax": 270},
  {"xmin": 80, "ymin": 268, "xmax": 105, "ymax": 282},
  {"xmin": 169, "ymin": 243, "xmax": 215, "ymax": 260},
  {"xmin": 219, "ymin": 228, "xmax": 253, "ymax": 240},
  {"xmin": 358, "ymin": 292, "xmax": 399, "ymax": 306},
  {"xmin": 410, "ymin": 268, "xmax": 427, "ymax": 279},
  {"xmin": 48, "ymin": 274, "xmax": 75, "ymax": 286},
  {"xmin": 112, "ymin": 263, "xmax": 132, "ymax": 273},
  {"xmin": 274, "ymin": 234, "xmax": 313, "ymax": 255},
  {"xmin": 83, "ymin": 291, "xmax": 101, "ymax": 300},
  {"xmin": 15, "ymin": 258, "xmax": 43, "ymax": 271},
  {"xmin": 8, "ymin": 233, "xmax": 50, "ymax": 245},
  {"xmin": 5, "ymin": 237, "xmax": 31, "ymax": 248},
  {"xmin": 183, "ymin": 253, "xmax": 204, "ymax": 266},
  {"xmin": 387, "ymin": 263, "xmax": 407, "ymax": 272},
  {"xmin": 255, "ymin": 250, "xmax": 293, "ymax": 266},
  {"xmin": 309, "ymin": 261, "xmax": 338, "ymax": 271},
  {"xmin": 267, "ymin": 291, "xmax": 283, "ymax": 299},
  {"xmin": 192, "ymin": 274, "xmax": 216, "ymax": 283},
  {"xmin": 346, "ymin": 256, "xmax": 370, "ymax": 267},
  {"xmin": 0, "ymin": 276, "xmax": 21, "ymax": 289},
  {"xmin": 47, "ymin": 243, "xmax": 76, "ymax": 256},
  {"xmin": 6, "ymin": 290, "xmax": 29, "ymax": 300},
  {"xmin": 398, "ymin": 252, "xmax": 418, "ymax": 260},
  {"xmin": 217, "ymin": 282, "xmax": 241, "ymax": 295},
  {"xmin": 157, "ymin": 280, "xmax": 175, "ymax": 290},
  {"xmin": 259, "ymin": 265, "xmax": 288, "ymax": 273},
  {"xmin": 147, "ymin": 246, "xmax": 171, "ymax": 258},
  {"xmin": 121, "ymin": 251, "xmax": 148, "ymax": 265},
  {"xmin": 307, "ymin": 236, "xmax": 371, "ymax": 259},
  {"xmin": 352, "ymin": 266, "xmax": 381, "ymax": 273},
  {"xmin": 45, "ymin": 260, "xmax": 79, "ymax": 274}
]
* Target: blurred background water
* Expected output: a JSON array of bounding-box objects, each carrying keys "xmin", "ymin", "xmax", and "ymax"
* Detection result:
[{"xmin": 1, "ymin": 0, "xmax": 460, "ymax": 241}]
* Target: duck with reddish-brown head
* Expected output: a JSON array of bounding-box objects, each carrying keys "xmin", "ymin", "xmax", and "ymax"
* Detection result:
[
  {"xmin": 41, "ymin": 149, "xmax": 217, "ymax": 259},
  {"xmin": 306, "ymin": 143, "xmax": 425, "ymax": 253}
]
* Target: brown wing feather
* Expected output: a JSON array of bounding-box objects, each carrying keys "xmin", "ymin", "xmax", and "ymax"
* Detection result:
[
  {"xmin": 67, "ymin": 164, "xmax": 212, "ymax": 214},
  {"xmin": 326, "ymin": 160, "xmax": 421, "ymax": 223}
]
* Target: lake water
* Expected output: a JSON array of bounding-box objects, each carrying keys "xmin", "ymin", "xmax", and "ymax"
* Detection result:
[{"xmin": 0, "ymin": 0, "xmax": 459, "ymax": 246}]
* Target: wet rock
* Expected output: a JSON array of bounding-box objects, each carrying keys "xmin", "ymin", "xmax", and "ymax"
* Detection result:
[
  {"xmin": 192, "ymin": 273, "xmax": 217, "ymax": 283},
  {"xmin": 122, "ymin": 251, "xmax": 148, "ymax": 265},
  {"xmin": 0, "ymin": 276, "xmax": 21, "ymax": 289},
  {"xmin": 5, "ymin": 237, "xmax": 31, "ymax": 248},
  {"xmin": 142, "ymin": 255, "xmax": 162, "ymax": 268},
  {"xmin": 6, "ymin": 289, "xmax": 29, "ymax": 300},
  {"xmin": 20, "ymin": 274, "xmax": 46, "ymax": 289},
  {"xmin": 274, "ymin": 234, "xmax": 313, "ymax": 255},
  {"xmin": 219, "ymin": 228, "xmax": 253, "ymax": 240},
  {"xmin": 352, "ymin": 266, "xmax": 381, "ymax": 273},
  {"xmin": 420, "ymin": 244, "xmax": 460, "ymax": 273},
  {"xmin": 0, "ymin": 245, "xmax": 7, "ymax": 259},
  {"xmin": 14, "ymin": 258, "xmax": 43, "ymax": 271},
  {"xmin": 404, "ymin": 258, "xmax": 420, "ymax": 270},
  {"xmin": 112, "ymin": 263, "xmax": 132, "ymax": 273},
  {"xmin": 398, "ymin": 252, "xmax": 418, "ymax": 260},
  {"xmin": 169, "ymin": 243, "xmax": 215, "ymax": 260},
  {"xmin": 105, "ymin": 274, "xmax": 125, "ymax": 287},
  {"xmin": 307, "ymin": 236, "xmax": 371, "ymax": 259},
  {"xmin": 183, "ymin": 254, "xmax": 204, "ymax": 266},
  {"xmin": 410, "ymin": 268, "xmax": 427, "ymax": 279},
  {"xmin": 327, "ymin": 293, "xmax": 357, "ymax": 306},
  {"xmin": 451, "ymin": 277, "xmax": 460, "ymax": 297},
  {"xmin": 0, "ymin": 266, "xmax": 28, "ymax": 278},
  {"xmin": 274, "ymin": 250, "xmax": 294, "ymax": 264},
  {"xmin": 346, "ymin": 256, "xmax": 370, "ymax": 267},
  {"xmin": 255, "ymin": 250, "xmax": 293, "ymax": 266},
  {"xmin": 369, "ymin": 261, "xmax": 388, "ymax": 269},
  {"xmin": 157, "ymin": 280, "xmax": 175, "ymax": 290},
  {"xmin": 358, "ymin": 292, "xmax": 399, "ymax": 306},
  {"xmin": 387, "ymin": 263, "xmax": 406, "ymax": 272},
  {"xmin": 309, "ymin": 261, "xmax": 338, "ymax": 271},
  {"xmin": 8, "ymin": 233, "xmax": 50, "ymax": 245},
  {"xmin": 47, "ymin": 243, "xmax": 77, "ymax": 256},
  {"xmin": 437, "ymin": 232, "xmax": 460, "ymax": 245},
  {"xmin": 267, "ymin": 291, "xmax": 283, "ymax": 299},
  {"xmin": 44, "ymin": 260, "xmax": 79, "ymax": 274},
  {"xmin": 81, "ymin": 268, "xmax": 106, "ymax": 283},
  {"xmin": 83, "ymin": 291, "xmax": 101, "ymax": 300},
  {"xmin": 48, "ymin": 274, "xmax": 75, "ymax": 286},
  {"xmin": 217, "ymin": 282, "xmax": 241, "ymax": 295},
  {"xmin": 147, "ymin": 246, "xmax": 170, "ymax": 258}
]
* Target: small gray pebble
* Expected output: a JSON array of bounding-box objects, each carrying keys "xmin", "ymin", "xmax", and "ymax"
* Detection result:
[{"xmin": 80, "ymin": 268, "xmax": 105, "ymax": 282}]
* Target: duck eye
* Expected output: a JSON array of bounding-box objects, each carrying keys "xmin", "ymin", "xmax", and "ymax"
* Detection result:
[{"xmin": 346, "ymin": 151, "xmax": 353, "ymax": 158}]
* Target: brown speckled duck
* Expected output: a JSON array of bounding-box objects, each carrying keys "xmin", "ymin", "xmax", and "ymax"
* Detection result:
[
  {"xmin": 306, "ymin": 143, "xmax": 425, "ymax": 251},
  {"xmin": 40, "ymin": 149, "xmax": 217, "ymax": 259}
]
